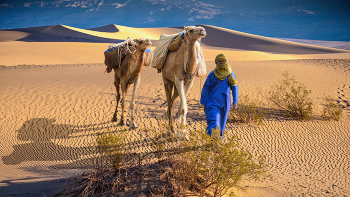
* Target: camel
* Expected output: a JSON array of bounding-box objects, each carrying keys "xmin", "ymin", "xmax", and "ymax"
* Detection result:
[
  {"xmin": 112, "ymin": 38, "xmax": 152, "ymax": 128},
  {"xmin": 161, "ymin": 26, "xmax": 206, "ymax": 138}
]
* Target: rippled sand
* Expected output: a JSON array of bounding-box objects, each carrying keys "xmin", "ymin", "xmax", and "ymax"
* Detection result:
[{"xmin": 0, "ymin": 59, "xmax": 349, "ymax": 196}]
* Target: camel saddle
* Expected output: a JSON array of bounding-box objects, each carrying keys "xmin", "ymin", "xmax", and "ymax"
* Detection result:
[
  {"xmin": 151, "ymin": 33, "xmax": 181, "ymax": 70},
  {"xmin": 104, "ymin": 42, "xmax": 135, "ymax": 73}
]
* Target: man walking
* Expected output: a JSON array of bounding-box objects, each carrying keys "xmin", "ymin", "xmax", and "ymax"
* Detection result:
[{"xmin": 200, "ymin": 54, "xmax": 239, "ymax": 137}]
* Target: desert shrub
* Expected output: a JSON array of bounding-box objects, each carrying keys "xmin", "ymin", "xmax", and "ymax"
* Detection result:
[
  {"xmin": 170, "ymin": 128, "xmax": 268, "ymax": 197},
  {"xmin": 96, "ymin": 129, "xmax": 127, "ymax": 169},
  {"xmin": 322, "ymin": 95, "xmax": 343, "ymax": 121},
  {"xmin": 269, "ymin": 72, "xmax": 313, "ymax": 120},
  {"xmin": 81, "ymin": 125, "xmax": 268, "ymax": 197},
  {"xmin": 230, "ymin": 94, "xmax": 267, "ymax": 125}
]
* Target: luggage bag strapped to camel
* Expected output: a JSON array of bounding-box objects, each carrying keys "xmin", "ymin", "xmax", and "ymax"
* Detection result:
[
  {"xmin": 104, "ymin": 39, "xmax": 136, "ymax": 73},
  {"xmin": 151, "ymin": 33, "xmax": 180, "ymax": 70},
  {"xmin": 151, "ymin": 32, "xmax": 206, "ymax": 77},
  {"xmin": 104, "ymin": 46, "xmax": 120, "ymax": 69}
]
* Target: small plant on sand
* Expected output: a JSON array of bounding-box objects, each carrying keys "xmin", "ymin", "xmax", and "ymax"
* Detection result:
[
  {"xmin": 170, "ymin": 128, "xmax": 268, "ymax": 197},
  {"xmin": 322, "ymin": 95, "xmax": 343, "ymax": 121},
  {"xmin": 269, "ymin": 72, "xmax": 313, "ymax": 120},
  {"xmin": 96, "ymin": 129, "xmax": 127, "ymax": 169},
  {"xmin": 230, "ymin": 94, "xmax": 267, "ymax": 125}
]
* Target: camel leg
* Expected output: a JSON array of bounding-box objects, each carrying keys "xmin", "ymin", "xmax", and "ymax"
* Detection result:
[
  {"xmin": 112, "ymin": 74, "xmax": 121, "ymax": 122},
  {"xmin": 174, "ymin": 76, "xmax": 187, "ymax": 126},
  {"xmin": 182, "ymin": 79, "xmax": 194, "ymax": 116},
  {"xmin": 129, "ymin": 77, "xmax": 140, "ymax": 129},
  {"xmin": 118, "ymin": 81, "xmax": 128, "ymax": 126},
  {"xmin": 171, "ymin": 85, "xmax": 179, "ymax": 109},
  {"xmin": 162, "ymin": 75, "xmax": 175, "ymax": 132},
  {"xmin": 174, "ymin": 76, "xmax": 189, "ymax": 140},
  {"xmin": 184, "ymin": 80, "xmax": 194, "ymax": 97}
]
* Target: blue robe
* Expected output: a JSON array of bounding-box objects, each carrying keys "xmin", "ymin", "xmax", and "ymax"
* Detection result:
[{"xmin": 200, "ymin": 71, "xmax": 238, "ymax": 136}]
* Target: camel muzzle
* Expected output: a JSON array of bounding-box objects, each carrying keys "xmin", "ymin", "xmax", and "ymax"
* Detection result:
[
  {"xmin": 199, "ymin": 29, "xmax": 206, "ymax": 37},
  {"xmin": 146, "ymin": 41, "xmax": 152, "ymax": 47}
]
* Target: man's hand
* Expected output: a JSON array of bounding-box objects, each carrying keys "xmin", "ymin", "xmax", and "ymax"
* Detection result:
[{"xmin": 232, "ymin": 103, "xmax": 237, "ymax": 110}]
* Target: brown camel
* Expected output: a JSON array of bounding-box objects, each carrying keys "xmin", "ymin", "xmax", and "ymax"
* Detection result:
[
  {"xmin": 161, "ymin": 26, "xmax": 206, "ymax": 138},
  {"xmin": 112, "ymin": 38, "xmax": 152, "ymax": 128}
]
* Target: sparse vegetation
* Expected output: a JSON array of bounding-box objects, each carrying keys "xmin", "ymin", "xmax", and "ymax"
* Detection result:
[
  {"xmin": 58, "ymin": 124, "xmax": 268, "ymax": 197},
  {"xmin": 230, "ymin": 94, "xmax": 267, "ymax": 125},
  {"xmin": 269, "ymin": 72, "xmax": 313, "ymax": 120},
  {"xmin": 322, "ymin": 95, "xmax": 343, "ymax": 121},
  {"xmin": 95, "ymin": 129, "xmax": 127, "ymax": 169},
  {"xmin": 169, "ymin": 128, "xmax": 268, "ymax": 197}
]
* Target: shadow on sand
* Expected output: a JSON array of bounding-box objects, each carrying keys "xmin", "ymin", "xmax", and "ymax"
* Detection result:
[
  {"xmin": 1, "ymin": 118, "xmax": 101, "ymax": 166},
  {"xmin": 0, "ymin": 176, "xmax": 75, "ymax": 197}
]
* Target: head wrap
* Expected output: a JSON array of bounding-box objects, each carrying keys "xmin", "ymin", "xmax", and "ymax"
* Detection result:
[{"xmin": 214, "ymin": 54, "xmax": 238, "ymax": 87}]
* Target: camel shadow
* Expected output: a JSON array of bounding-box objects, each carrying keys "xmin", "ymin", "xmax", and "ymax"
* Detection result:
[{"xmin": 2, "ymin": 118, "xmax": 100, "ymax": 166}]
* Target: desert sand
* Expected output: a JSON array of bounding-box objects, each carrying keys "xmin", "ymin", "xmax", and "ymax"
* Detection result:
[{"xmin": 0, "ymin": 24, "xmax": 350, "ymax": 196}]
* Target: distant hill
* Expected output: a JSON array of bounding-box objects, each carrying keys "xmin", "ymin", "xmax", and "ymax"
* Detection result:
[
  {"xmin": 0, "ymin": 24, "xmax": 347, "ymax": 55},
  {"xmin": 88, "ymin": 24, "xmax": 119, "ymax": 33},
  {"xmin": 1, "ymin": 25, "xmax": 123, "ymax": 43}
]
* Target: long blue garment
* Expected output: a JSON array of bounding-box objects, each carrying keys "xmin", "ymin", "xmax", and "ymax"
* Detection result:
[{"xmin": 200, "ymin": 71, "xmax": 238, "ymax": 136}]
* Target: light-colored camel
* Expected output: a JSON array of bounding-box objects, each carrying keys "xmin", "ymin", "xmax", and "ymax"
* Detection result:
[
  {"xmin": 112, "ymin": 38, "xmax": 152, "ymax": 128},
  {"xmin": 161, "ymin": 26, "xmax": 206, "ymax": 138}
]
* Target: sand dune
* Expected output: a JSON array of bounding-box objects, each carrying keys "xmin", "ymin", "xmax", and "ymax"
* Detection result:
[
  {"xmin": 0, "ymin": 24, "xmax": 350, "ymax": 196},
  {"xmin": 200, "ymin": 25, "xmax": 347, "ymax": 54},
  {"xmin": 1, "ymin": 24, "xmax": 349, "ymax": 66}
]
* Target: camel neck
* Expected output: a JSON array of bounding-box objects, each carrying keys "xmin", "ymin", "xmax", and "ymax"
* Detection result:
[
  {"xmin": 128, "ymin": 49, "xmax": 144, "ymax": 76},
  {"xmin": 185, "ymin": 39, "xmax": 197, "ymax": 74}
]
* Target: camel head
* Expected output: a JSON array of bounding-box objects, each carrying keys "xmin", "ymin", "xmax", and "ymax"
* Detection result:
[
  {"xmin": 135, "ymin": 38, "xmax": 152, "ymax": 51},
  {"xmin": 183, "ymin": 26, "xmax": 206, "ymax": 42}
]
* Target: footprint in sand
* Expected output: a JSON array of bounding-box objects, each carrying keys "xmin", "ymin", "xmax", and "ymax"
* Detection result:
[{"xmin": 336, "ymin": 84, "xmax": 350, "ymax": 109}]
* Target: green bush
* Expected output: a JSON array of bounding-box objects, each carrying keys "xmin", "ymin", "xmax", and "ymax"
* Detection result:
[
  {"xmin": 322, "ymin": 95, "xmax": 343, "ymax": 121},
  {"xmin": 94, "ymin": 125, "xmax": 269, "ymax": 197},
  {"xmin": 230, "ymin": 94, "xmax": 267, "ymax": 125},
  {"xmin": 269, "ymin": 72, "xmax": 313, "ymax": 120},
  {"xmin": 170, "ymin": 128, "xmax": 268, "ymax": 197},
  {"xmin": 96, "ymin": 129, "xmax": 127, "ymax": 169}
]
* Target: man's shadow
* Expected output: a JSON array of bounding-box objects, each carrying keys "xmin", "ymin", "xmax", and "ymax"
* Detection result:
[{"xmin": 2, "ymin": 118, "xmax": 96, "ymax": 166}]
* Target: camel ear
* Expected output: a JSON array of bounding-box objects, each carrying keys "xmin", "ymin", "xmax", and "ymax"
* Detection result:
[
  {"xmin": 184, "ymin": 26, "xmax": 187, "ymax": 31},
  {"xmin": 134, "ymin": 39, "xmax": 139, "ymax": 43}
]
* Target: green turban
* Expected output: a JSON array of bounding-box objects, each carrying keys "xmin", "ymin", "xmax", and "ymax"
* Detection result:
[{"xmin": 214, "ymin": 54, "xmax": 238, "ymax": 87}]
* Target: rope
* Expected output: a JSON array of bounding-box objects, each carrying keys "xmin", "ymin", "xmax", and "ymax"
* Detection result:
[{"xmin": 126, "ymin": 43, "xmax": 137, "ymax": 54}]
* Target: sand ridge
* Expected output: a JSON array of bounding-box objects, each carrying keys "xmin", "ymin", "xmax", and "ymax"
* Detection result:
[{"xmin": 1, "ymin": 24, "xmax": 350, "ymax": 66}]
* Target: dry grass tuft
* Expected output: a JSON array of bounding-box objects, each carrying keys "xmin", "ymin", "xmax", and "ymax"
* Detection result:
[
  {"xmin": 322, "ymin": 95, "xmax": 343, "ymax": 121},
  {"xmin": 269, "ymin": 72, "xmax": 313, "ymax": 120},
  {"xmin": 229, "ymin": 94, "xmax": 267, "ymax": 125}
]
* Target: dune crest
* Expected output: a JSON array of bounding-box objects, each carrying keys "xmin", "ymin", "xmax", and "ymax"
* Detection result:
[{"xmin": 0, "ymin": 24, "xmax": 349, "ymax": 66}]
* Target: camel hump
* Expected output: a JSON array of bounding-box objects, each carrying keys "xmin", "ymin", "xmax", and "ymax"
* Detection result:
[{"xmin": 151, "ymin": 33, "xmax": 180, "ymax": 69}]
